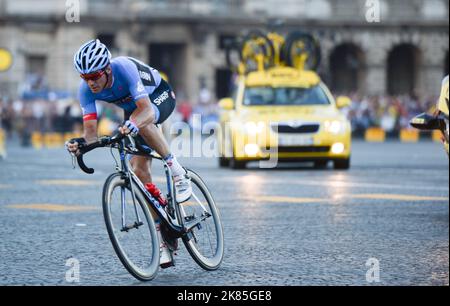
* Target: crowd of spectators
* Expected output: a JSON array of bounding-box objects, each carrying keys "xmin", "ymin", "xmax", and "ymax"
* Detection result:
[
  {"xmin": 0, "ymin": 97, "xmax": 83, "ymax": 145},
  {"xmin": 0, "ymin": 92, "xmax": 439, "ymax": 146},
  {"xmin": 343, "ymin": 93, "xmax": 438, "ymax": 137}
]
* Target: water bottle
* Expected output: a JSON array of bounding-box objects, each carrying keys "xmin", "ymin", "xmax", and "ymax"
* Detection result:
[{"xmin": 145, "ymin": 183, "xmax": 168, "ymax": 207}]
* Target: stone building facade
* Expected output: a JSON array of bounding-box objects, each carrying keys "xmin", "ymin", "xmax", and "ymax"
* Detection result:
[{"xmin": 0, "ymin": 0, "xmax": 448, "ymax": 102}]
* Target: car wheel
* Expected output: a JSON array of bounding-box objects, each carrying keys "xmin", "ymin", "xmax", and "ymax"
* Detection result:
[
  {"xmin": 333, "ymin": 158, "xmax": 350, "ymax": 170},
  {"xmin": 219, "ymin": 157, "xmax": 230, "ymax": 168},
  {"xmin": 314, "ymin": 160, "xmax": 328, "ymax": 169},
  {"xmin": 230, "ymin": 158, "xmax": 247, "ymax": 170}
]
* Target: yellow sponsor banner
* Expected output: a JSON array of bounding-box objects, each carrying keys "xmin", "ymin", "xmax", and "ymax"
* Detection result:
[
  {"xmin": 31, "ymin": 132, "xmax": 43, "ymax": 149},
  {"xmin": 432, "ymin": 130, "xmax": 443, "ymax": 142},
  {"xmin": 64, "ymin": 133, "xmax": 82, "ymax": 143},
  {"xmin": 0, "ymin": 129, "xmax": 6, "ymax": 157},
  {"xmin": 32, "ymin": 132, "xmax": 83, "ymax": 149},
  {"xmin": 365, "ymin": 127, "xmax": 386, "ymax": 142},
  {"xmin": 400, "ymin": 129, "xmax": 419, "ymax": 143},
  {"xmin": 44, "ymin": 133, "xmax": 65, "ymax": 148}
]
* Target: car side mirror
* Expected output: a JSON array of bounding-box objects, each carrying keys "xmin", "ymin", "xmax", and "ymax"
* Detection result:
[
  {"xmin": 219, "ymin": 98, "xmax": 234, "ymax": 110},
  {"xmin": 410, "ymin": 113, "xmax": 445, "ymax": 131},
  {"xmin": 336, "ymin": 96, "xmax": 351, "ymax": 109}
]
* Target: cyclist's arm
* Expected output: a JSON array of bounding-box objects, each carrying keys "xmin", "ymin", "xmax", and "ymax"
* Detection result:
[
  {"xmin": 130, "ymin": 97, "xmax": 155, "ymax": 128},
  {"xmin": 83, "ymin": 120, "xmax": 98, "ymax": 144},
  {"xmin": 79, "ymin": 85, "xmax": 99, "ymax": 143}
]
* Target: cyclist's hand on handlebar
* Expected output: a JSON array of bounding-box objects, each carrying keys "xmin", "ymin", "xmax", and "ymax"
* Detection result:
[
  {"xmin": 66, "ymin": 137, "xmax": 87, "ymax": 157},
  {"xmin": 119, "ymin": 120, "xmax": 139, "ymax": 136}
]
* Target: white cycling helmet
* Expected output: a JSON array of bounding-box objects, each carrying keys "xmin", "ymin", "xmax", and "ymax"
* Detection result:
[{"xmin": 74, "ymin": 39, "xmax": 111, "ymax": 74}]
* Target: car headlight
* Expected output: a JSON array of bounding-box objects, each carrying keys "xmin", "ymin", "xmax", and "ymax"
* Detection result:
[
  {"xmin": 331, "ymin": 143, "xmax": 345, "ymax": 154},
  {"xmin": 324, "ymin": 120, "xmax": 346, "ymax": 134},
  {"xmin": 244, "ymin": 144, "xmax": 260, "ymax": 156}
]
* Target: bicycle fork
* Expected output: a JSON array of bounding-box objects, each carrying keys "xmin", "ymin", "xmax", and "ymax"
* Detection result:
[
  {"xmin": 119, "ymin": 142, "xmax": 144, "ymax": 232},
  {"xmin": 120, "ymin": 185, "xmax": 144, "ymax": 232}
]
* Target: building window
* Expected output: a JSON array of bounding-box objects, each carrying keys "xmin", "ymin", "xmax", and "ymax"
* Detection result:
[
  {"xmin": 329, "ymin": 43, "xmax": 365, "ymax": 94},
  {"xmin": 218, "ymin": 34, "xmax": 237, "ymax": 51},
  {"xmin": 25, "ymin": 55, "xmax": 47, "ymax": 91},
  {"xmin": 97, "ymin": 33, "xmax": 116, "ymax": 49},
  {"xmin": 215, "ymin": 68, "xmax": 233, "ymax": 99},
  {"xmin": 387, "ymin": 44, "xmax": 421, "ymax": 95}
]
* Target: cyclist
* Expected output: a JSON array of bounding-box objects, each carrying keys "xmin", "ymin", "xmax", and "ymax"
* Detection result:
[{"xmin": 67, "ymin": 39, "xmax": 190, "ymax": 267}]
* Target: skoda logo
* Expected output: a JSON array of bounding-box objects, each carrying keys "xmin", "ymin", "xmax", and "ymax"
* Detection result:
[{"xmin": 289, "ymin": 121, "xmax": 303, "ymax": 128}]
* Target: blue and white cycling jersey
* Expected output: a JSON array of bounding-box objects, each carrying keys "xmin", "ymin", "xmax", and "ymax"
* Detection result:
[{"xmin": 78, "ymin": 56, "xmax": 162, "ymax": 121}]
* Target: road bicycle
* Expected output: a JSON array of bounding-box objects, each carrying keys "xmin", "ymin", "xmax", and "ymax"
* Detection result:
[{"xmin": 70, "ymin": 133, "xmax": 224, "ymax": 281}]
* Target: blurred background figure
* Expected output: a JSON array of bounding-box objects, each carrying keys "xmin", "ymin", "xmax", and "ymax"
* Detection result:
[
  {"xmin": 177, "ymin": 99, "xmax": 193, "ymax": 125},
  {"xmin": 191, "ymin": 78, "xmax": 219, "ymax": 133}
]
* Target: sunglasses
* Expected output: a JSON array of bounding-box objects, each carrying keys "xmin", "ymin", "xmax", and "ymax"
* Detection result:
[{"xmin": 80, "ymin": 69, "xmax": 106, "ymax": 81}]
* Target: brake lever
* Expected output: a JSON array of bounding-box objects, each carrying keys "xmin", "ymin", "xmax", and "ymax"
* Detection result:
[
  {"xmin": 71, "ymin": 154, "xmax": 77, "ymax": 170},
  {"xmin": 65, "ymin": 141, "xmax": 78, "ymax": 170}
]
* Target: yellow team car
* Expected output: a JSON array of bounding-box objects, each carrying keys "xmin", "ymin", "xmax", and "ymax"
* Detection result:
[{"xmin": 217, "ymin": 30, "xmax": 352, "ymax": 169}]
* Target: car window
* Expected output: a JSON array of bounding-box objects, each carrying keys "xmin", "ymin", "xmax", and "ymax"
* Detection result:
[{"xmin": 243, "ymin": 86, "xmax": 330, "ymax": 106}]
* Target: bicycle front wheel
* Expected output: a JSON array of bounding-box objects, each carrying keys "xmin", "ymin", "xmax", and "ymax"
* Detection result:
[
  {"xmin": 180, "ymin": 169, "xmax": 224, "ymax": 270},
  {"xmin": 103, "ymin": 173, "xmax": 160, "ymax": 281}
]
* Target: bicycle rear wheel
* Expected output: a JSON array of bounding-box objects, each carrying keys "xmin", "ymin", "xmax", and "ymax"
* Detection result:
[
  {"xmin": 281, "ymin": 31, "xmax": 321, "ymax": 71},
  {"xmin": 179, "ymin": 169, "xmax": 224, "ymax": 270},
  {"xmin": 103, "ymin": 173, "xmax": 160, "ymax": 281},
  {"xmin": 240, "ymin": 30, "xmax": 275, "ymax": 72}
]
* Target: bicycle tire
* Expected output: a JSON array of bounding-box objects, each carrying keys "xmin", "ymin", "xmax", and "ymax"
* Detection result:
[
  {"xmin": 281, "ymin": 31, "xmax": 321, "ymax": 71},
  {"xmin": 180, "ymin": 169, "xmax": 224, "ymax": 271},
  {"xmin": 240, "ymin": 30, "xmax": 275, "ymax": 71},
  {"xmin": 102, "ymin": 173, "xmax": 160, "ymax": 281}
]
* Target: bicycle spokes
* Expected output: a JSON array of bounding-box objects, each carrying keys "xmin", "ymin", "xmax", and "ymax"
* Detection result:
[
  {"xmin": 180, "ymin": 177, "xmax": 220, "ymax": 260},
  {"xmin": 108, "ymin": 181, "xmax": 158, "ymax": 275}
]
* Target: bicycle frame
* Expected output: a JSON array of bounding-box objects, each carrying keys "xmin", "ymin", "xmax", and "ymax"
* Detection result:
[
  {"xmin": 127, "ymin": 164, "xmax": 210, "ymax": 237},
  {"xmin": 114, "ymin": 138, "xmax": 185, "ymax": 237},
  {"xmin": 76, "ymin": 134, "xmax": 208, "ymax": 239}
]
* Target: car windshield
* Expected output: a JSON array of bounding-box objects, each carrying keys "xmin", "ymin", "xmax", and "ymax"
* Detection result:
[{"xmin": 243, "ymin": 86, "xmax": 330, "ymax": 106}]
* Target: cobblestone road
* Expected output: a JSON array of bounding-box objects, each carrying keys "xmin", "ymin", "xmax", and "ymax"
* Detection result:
[{"xmin": 0, "ymin": 141, "xmax": 448, "ymax": 285}]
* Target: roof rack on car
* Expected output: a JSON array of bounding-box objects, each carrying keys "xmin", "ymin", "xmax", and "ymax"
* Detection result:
[{"xmin": 225, "ymin": 30, "xmax": 322, "ymax": 76}]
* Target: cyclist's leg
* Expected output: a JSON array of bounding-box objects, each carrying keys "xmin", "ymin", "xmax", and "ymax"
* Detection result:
[
  {"xmin": 131, "ymin": 80, "xmax": 191, "ymax": 203},
  {"xmin": 130, "ymin": 155, "xmax": 159, "ymax": 221},
  {"xmin": 130, "ymin": 155, "xmax": 152, "ymax": 185},
  {"xmin": 134, "ymin": 80, "xmax": 184, "ymax": 177},
  {"xmin": 124, "ymin": 110, "xmax": 154, "ymax": 187},
  {"xmin": 139, "ymin": 124, "xmax": 171, "ymax": 159}
]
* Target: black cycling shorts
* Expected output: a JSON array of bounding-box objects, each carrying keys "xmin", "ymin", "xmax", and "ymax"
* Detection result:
[
  {"xmin": 125, "ymin": 79, "xmax": 176, "ymax": 125},
  {"xmin": 124, "ymin": 80, "xmax": 176, "ymax": 155}
]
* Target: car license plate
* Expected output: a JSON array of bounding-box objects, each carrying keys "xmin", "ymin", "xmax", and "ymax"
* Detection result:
[{"xmin": 278, "ymin": 135, "xmax": 314, "ymax": 146}]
